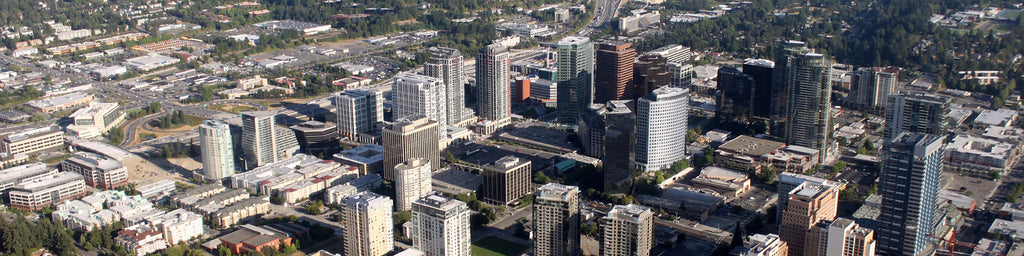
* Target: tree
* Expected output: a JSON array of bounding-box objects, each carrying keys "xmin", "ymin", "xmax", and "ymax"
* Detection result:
[
  {"xmin": 305, "ymin": 200, "xmax": 324, "ymax": 215},
  {"xmin": 863, "ymin": 139, "xmax": 875, "ymax": 151},
  {"xmin": 582, "ymin": 222, "xmax": 599, "ymax": 237},
  {"xmin": 686, "ymin": 128, "xmax": 698, "ymax": 143},
  {"xmin": 990, "ymin": 170, "xmax": 1001, "ymax": 180},
  {"xmin": 533, "ymin": 171, "xmax": 551, "ymax": 184}
]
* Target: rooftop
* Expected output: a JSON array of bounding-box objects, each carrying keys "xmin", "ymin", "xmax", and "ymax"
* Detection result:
[
  {"xmin": 975, "ymin": 108, "xmax": 1017, "ymax": 126},
  {"xmin": 25, "ymin": 92, "xmax": 92, "ymax": 109},
  {"xmin": 0, "ymin": 163, "xmax": 55, "ymax": 184},
  {"xmin": 947, "ymin": 135, "xmax": 1015, "ymax": 159},
  {"xmin": 1, "ymin": 125, "xmax": 60, "ymax": 142},
  {"xmin": 537, "ymin": 182, "xmax": 578, "ymax": 200},
  {"xmin": 66, "ymin": 152, "xmax": 123, "ymax": 171},
  {"xmin": 557, "ymin": 36, "xmax": 590, "ymax": 45},
  {"xmin": 414, "ymin": 194, "xmax": 466, "ymax": 212},
  {"xmin": 485, "ymin": 156, "xmax": 528, "ymax": 171},
  {"xmin": 719, "ymin": 135, "xmax": 786, "ymax": 156},
  {"xmin": 69, "ymin": 102, "xmax": 118, "ymax": 119},
  {"xmin": 744, "ymin": 58, "xmax": 774, "ymax": 68},
  {"xmin": 14, "ymin": 172, "xmax": 83, "ymax": 192},
  {"xmin": 335, "ymin": 144, "xmax": 384, "ymax": 164},
  {"xmin": 290, "ymin": 120, "xmax": 335, "ymax": 132},
  {"xmin": 606, "ymin": 204, "xmax": 651, "ymax": 222}
]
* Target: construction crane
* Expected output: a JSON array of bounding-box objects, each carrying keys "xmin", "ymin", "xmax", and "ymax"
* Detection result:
[{"xmin": 927, "ymin": 231, "xmax": 1006, "ymax": 256}]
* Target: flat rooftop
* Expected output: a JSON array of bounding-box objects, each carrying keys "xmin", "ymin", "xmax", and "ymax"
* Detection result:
[{"xmin": 719, "ymin": 135, "xmax": 786, "ymax": 156}]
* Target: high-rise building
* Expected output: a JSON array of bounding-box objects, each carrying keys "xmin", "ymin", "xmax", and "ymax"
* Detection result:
[
  {"xmin": 199, "ymin": 120, "xmax": 235, "ymax": 181},
  {"xmin": 514, "ymin": 77, "xmax": 530, "ymax": 103},
  {"xmin": 884, "ymin": 93, "xmax": 951, "ymax": 140},
  {"xmin": 635, "ymin": 87, "xmax": 689, "ymax": 171},
  {"xmin": 716, "ymin": 66, "xmax": 755, "ymax": 120},
  {"xmin": 853, "ymin": 67, "xmax": 899, "ymax": 109},
  {"xmin": 808, "ymin": 218, "xmax": 876, "ymax": 256},
  {"xmin": 481, "ymin": 156, "xmax": 531, "ymax": 205},
  {"xmin": 241, "ymin": 111, "xmax": 298, "ymax": 169},
  {"xmin": 779, "ymin": 180, "xmax": 840, "ymax": 256},
  {"xmin": 778, "ymin": 41, "xmax": 832, "ymax": 162},
  {"xmin": 393, "ymin": 72, "xmax": 446, "ymax": 133},
  {"xmin": 476, "ymin": 43, "xmax": 512, "ymax": 122},
  {"xmin": 577, "ymin": 100, "xmax": 634, "ymax": 193},
  {"xmin": 555, "ymin": 37, "xmax": 594, "ymax": 124},
  {"xmin": 668, "ymin": 62, "xmax": 693, "ymax": 89},
  {"xmin": 599, "ymin": 204, "xmax": 653, "ymax": 256},
  {"xmin": 394, "ymin": 158, "xmax": 433, "ymax": 211},
  {"xmin": 594, "ymin": 41, "xmax": 635, "ymax": 103},
  {"xmin": 633, "ymin": 54, "xmax": 671, "ymax": 99},
  {"xmin": 343, "ymin": 192, "xmax": 394, "ymax": 256},
  {"xmin": 743, "ymin": 59, "xmax": 775, "ymax": 120},
  {"xmin": 410, "ymin": 194, "xmax": 471, "ymax": 256},
  {"xmin": 382, "ymin": 117, "xmax": 440, "ymax": 181},
  {"xmin": 424, "ymin": 47, "xmax": 465, "ymax": 125},
  {"xmin": 876, "ymin": 133, "xmax": 945, "ymax": 256},
  {"xmin": 534, "ymin": 183, "xmax": 580, "ymax": 256},
  {"xmin": 336, "ymin": 89, "xmax": 384, "ymax": 139},
  {"xmin": 777, "ymin": 173, "xmax": 839, "ymax": 224}
]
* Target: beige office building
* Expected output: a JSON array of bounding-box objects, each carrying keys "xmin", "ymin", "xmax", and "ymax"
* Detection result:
[
  {"xmin": 481, "ymin": 156, "xmax": 531, "ymax": 205},
  {"xmin": 382, "ymin": 117, "xmax": 440, "ymax": 181},
  {"xmin": 779, "ymin": 181, "xmax": 839, "ymax": 256},
  {"xmin": 395, "ymin": 158, "xmax": 433, "ymax": 211},
  {"xmin": 534, "ymin": 183, "xmax": 580, "ymax": 256},
  {"xmin": 0, "ymin": 126, "xmax": 64, "ymax": 156},
  {"xmin": 343, "ymin": 192, "xmax": 394, "ymax": 256},
  {"xmin": 600, "ymin": 204, "xmax": 653, "ymax": 256}
]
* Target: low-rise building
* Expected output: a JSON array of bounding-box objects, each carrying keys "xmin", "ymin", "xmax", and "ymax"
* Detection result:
[
  {"xmin": 0, "ymin": 162, "xmax": 58, "ymax": 193},
  {"xmin": 945, "ymin": 135, "xmax": 1020, "ymax": 173},
  {"xmin": 0, "ymin": 126, "xmax": 64, "ymax": 156},
  {"xmin": 52, "ymin": 190, "xmax": 154, "ymax": 231},
  {"xmin": 136, "ymin": 179, "xmax": 176, "ymax": 200},
  {"xmin": 116, "ymin": 224, "xmax": 167, "ymax": 256},
  {"xmin": 213, "ymin": 224, "xmax": 307, "ymax": 254},
  {"xmin": 279, "ymin": 166, "xmax": 358, "ymax": 203},
  {"xmin": 229, "ymin": 154, "xmax": 345, "ymax": 195},
  {"xmin": 481, "ymin": 156, "xmax": 532, "ymax": 205},
  {"xmin": 715, "ymin": 135, "xmax": 819, "ymax": 174},
  {"xmin": 148, "ymin": 209, "xmax": 204, "ymax": 245},
  {"xmin": 209, "ymin": 197, "xmax": 271, "ymax": 228},
  {"xmin": 8, "ymin": 172, "xmax": 86, "ymax": 211},
  {"xmin": 974, "ymin": 109, "xmax": 1018, "ymax": 128},
  {"xmin": 24, "ymin": 92, "xmax": 94, "ymax": 114},
  {"xmin": 65, "ymin": 102, "xmax": 125, "ymax": 139},
  {"xmin": 60, "ymin": 152, "xmax": 128, "ymax": 189},
  {"xmin": 333, "ymin": 144, "xmax": 384, "ymax": 176},
  {"xmin": 987, "ymin": 219, "xmax": 1024, "ymax": 241},
  {"xmin": 123, "ymin": 54, "xmax": 180, "ymax": 71},
  {"xmin": 690, "ymin": 167, "xmax": 750, "ymax": 198}
]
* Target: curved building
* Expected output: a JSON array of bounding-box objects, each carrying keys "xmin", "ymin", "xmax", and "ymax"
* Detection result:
[{"xmin": 635, "ymin": 87, "xmax": 689, "ymax": 171}]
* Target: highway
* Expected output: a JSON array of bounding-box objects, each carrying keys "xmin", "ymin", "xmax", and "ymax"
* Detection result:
[{"xmin": 579, "ymin": 0, "xmax": 625, "ymax": 36}]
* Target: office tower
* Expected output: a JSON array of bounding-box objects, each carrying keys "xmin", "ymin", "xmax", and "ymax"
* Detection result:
[
  {"xmin": 534, "ymin": 183, "xmax": 581, "ymax": 256},
  {"xmin": 382, "ymin": 117, "xmax": 440, "ymax": 181},
  {"xmin": 599, "ymin": 204, "xmax": 653, "ymax": 256},
  {"xmin": 716, "ymin": 66, "xmax": 755, "ymax": 120},
  {"xmin": 241, "ymin": 111, "xmax": 298, "ymax": 169},
  {"xmin": 876, "ymin": 133, "xmax": 945, "ymax": 256},
  {"xmin": 555, "ymin": 37, "xmax": 594, "ymax": 124},
  {"xmin": 853, "ymin": 67, "xmax": 899, "ymax": 109},
  {"xmin": 393, "ymin": 72, "xmax": 446, "ymax": 132},
  {"xmin": 778, "ymin": 41, "xmax": 832, "ymax": 161},
  {"xmin": 779, "ymin": 180, "xmax": 839, "ymax": 256},
  {"xmin": 476, "ymin": 43, "xmax": 512, "ymax": 122},
  {"xmin": 199, "ymin": 120, "xmax": 235, "ymax": 181},
  {"xmin": 481, "ymin": 156, "xmax": 531, "ymax": 205},
  {"xmin": 594, "ymin": 41, "xmax": 635, "ymax": 103},
  {"xmin": 289, "ymin": 120, "xmax": 339, "ymax": 155},
  {"xmin": 809, "ymin": 218, "xmax": 876, "ymax": 256},
  {"xmin": 343, "ymin": 192, "xmax": 394, "ymax": 256},
  {"xmin": 577, "ymin": 100, "xmax": 634, "ymax": 193},
  {"xmin": 394, "ymin": 158, "xmax": 433, "ymax": 211},
  {"xmin": 410, "ymin": 194, "xmax": 471, "ymax": 256},
  {"xmin": 668, "ymin": 62, "xmax": 693, "ymax": 89},
  {"xmin": 884, "ymin": 93, "xmax": 951, "ymax": 140},
  {"xmin": 633, "ymin": 54, "xmax": 671, "ymax": 98},
  {"xmin": 635, "ymin": 87, "xmax": 688, "ymax": 172},
  {"xmin": 424, "ymin": 47, "xmax": 465, "ymax": 125},
  {"xmin": 743, "ymin": 59, "xmax": 775, "ymax": 120},
  {"xmin": 647, "ymin": 44, "xmax": 692, "ymax": 64},
  {"xmin": 336, "ymin": 89, "xmax": 384, "ymax": 139},
  {"xmin": 777, "ymin": 173, "xmax": 839, "ymax": 224}
]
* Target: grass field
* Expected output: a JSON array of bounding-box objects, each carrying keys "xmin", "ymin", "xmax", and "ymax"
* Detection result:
[{"xmin": 471, "ymin": 236, "xmax": 528, "ymax": 256}]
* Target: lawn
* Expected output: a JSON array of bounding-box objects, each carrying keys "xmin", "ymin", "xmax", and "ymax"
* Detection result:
[{"xmin": 471, "ymin": 236, "xmax": 528, "ymax": 256}]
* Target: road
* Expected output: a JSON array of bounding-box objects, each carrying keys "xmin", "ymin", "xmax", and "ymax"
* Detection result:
[{"xmin": 578, "ymin": 0, "xmax": 624, "ymax": 36}]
